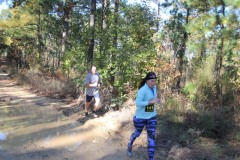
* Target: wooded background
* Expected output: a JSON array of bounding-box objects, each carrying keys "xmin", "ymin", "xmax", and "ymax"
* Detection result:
[
  {"xmin": 0, "ymin": 0, "xmax": 239, "ymax": 108},
  {"xmin": 0, "ymin": 0, "xmax": 240, "ymax": 149}
]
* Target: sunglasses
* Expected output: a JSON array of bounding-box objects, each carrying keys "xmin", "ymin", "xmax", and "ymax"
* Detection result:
[{"xmin": 149, "ymin": 75, "xmax": 156, "ymax": 79}]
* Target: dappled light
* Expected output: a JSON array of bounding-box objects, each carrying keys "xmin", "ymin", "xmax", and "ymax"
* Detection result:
[{"xmin": 0, "ymin": 0, "xmax": 239, "ymax": 158}]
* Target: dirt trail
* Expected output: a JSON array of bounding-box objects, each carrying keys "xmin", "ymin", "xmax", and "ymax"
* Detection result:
[
  {"xmin": 2, "ymin": 67, "xmax": 240, "ymax": 160},
  {"xmin": 0, "ymin": 67, "xmax": 159, "ymax": 160}
]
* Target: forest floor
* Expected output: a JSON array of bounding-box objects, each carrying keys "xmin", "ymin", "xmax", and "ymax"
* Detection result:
[{"xmin": 0, "ymin": 64, "xmax": 240, "ymax": 160}]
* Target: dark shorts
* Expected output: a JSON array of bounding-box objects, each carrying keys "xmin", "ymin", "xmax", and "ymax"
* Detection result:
[{"xmin": 86, "ymin": 93, "xmax": 100, "ymax": 102}]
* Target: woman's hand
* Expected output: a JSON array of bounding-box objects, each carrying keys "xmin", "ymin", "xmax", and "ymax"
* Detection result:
[{"xmin": 148, "ymin": 98, "xmax": 160, "ymax": 105}]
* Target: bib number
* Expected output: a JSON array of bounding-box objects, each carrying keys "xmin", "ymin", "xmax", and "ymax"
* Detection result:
[{"xmin": 145, "ymin": 105, "xmax": 154, "ymax": 112}]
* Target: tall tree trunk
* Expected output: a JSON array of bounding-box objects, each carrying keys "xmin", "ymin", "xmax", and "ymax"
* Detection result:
[
  {"xmin": 176, "ymin": 8, "xmax": 189, "ymax": 89},
  {"xmin": 110, "ymin": 0, "xmax": 119, "ymax": 85},
  {"xmin": 59, "ymin": 1, "xmax": 72, "ymax": 67},
  {"xmin": 156, "ymin": 1, "xmax": 161, "ymax": 31},
  {"xmin": 102, "ymin": 0, "xmax": 109, "ymax": 30},
  {"xmin": 215, "ymin": 1, "xmax": 225, "ymax": 106},
  {"xmin": 37, "ymin": 7, "xmax": 43, "ymax": 65},
  {"xmin": 87, "ymin": 0, "xmax": 96, "ymax": 66},
  {"xmin": 99, "ymin": 0, "xmax": 109, "ymax": 68}
]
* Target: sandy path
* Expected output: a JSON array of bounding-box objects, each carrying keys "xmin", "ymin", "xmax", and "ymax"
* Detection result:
[{"xmin": 0, "ymin": 68, "xmax": 154, "ymax": 160}]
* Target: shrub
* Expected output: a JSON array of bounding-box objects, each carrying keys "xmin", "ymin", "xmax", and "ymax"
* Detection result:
[
  {"xmin": 182, "ymin": 82, "xmax": 197, "ymax": 101},
  {"xmin": 18, "ymin": 68, "xmax": 78, "ymax": 98}
]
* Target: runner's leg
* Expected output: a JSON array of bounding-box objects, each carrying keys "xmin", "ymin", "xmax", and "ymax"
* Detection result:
[
  {"xmin": 85, "ymin": 95, "xmax": 93, "ymax": 116},
  {"xmin": 146, "ymin": 116, "xmax": 157, "ymax": 160},
  {"xmin": 128, "ymin": 117, "xmax": 146, "ymax": 151},
  {"xmin": 93, "ymin": 97, "xmax": 100, "ymax": 111}
]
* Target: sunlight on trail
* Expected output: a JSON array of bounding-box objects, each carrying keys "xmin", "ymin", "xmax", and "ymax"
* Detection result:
[
  {"xmin": 0, "ymin": 74, "xmax": 85, "ymax": 153},
  {"xmin": 0, "ymin": 132, "xmax": 7, "ymax": 141},
  {"xmin": 0, "ymin": 73, "xmax": 8, "ymax": 76},
  {"xmin": 0, "ymin": 69, "xmax": 139, "ymax": 160},
  {"xmin": 36, "ymin": 124, "xmax": 100, "ymax": 150},
  {"xmin": 0, "ymin": 102, "xmax": 76, "ymax": 148}
]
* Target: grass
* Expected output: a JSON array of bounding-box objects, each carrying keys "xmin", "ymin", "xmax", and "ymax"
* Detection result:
[
  {"xmin": 155, "ymin": 94, "xmax": 240, "ymax": 159},
  {"xmin": 16, "ymin": 68, "xmax": 78, "ymax": 99}
]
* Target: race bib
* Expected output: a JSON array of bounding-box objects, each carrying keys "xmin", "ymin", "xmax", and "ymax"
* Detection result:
[{"xmin": 145, "ymin": 104, "xmax": 154, "ymax": 112}]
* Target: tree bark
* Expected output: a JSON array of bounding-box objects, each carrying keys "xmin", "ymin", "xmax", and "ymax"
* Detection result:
[
  {"xmin": 215, "ymin": 1, "xmax": 225, "ymax": 106},
  {"xmin": 110, "ymin": 0, "xmax": 119, "ymax": 85},
  {"xmin": 99, "ymin": 0, "xmax": 109, "ymax": 68},
  {"xmin": 176, "ymin": 7, "xmax": 189, "ymax": 89},
  {"xmin": 37, "ymin": 8, "xmax": 42, "ymax": 65},
  {"xmin": 59, "ymin": 1, "xmax": 72, "ymax": 67},
  {"xmin": 87, "ymin": 0, "xmax": 96, "ymax": 66}
]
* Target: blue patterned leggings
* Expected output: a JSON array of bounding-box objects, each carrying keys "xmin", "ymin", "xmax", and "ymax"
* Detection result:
[{"xmin": 128, "ymin": 116, "xmax": 157, "ymax": 160}]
